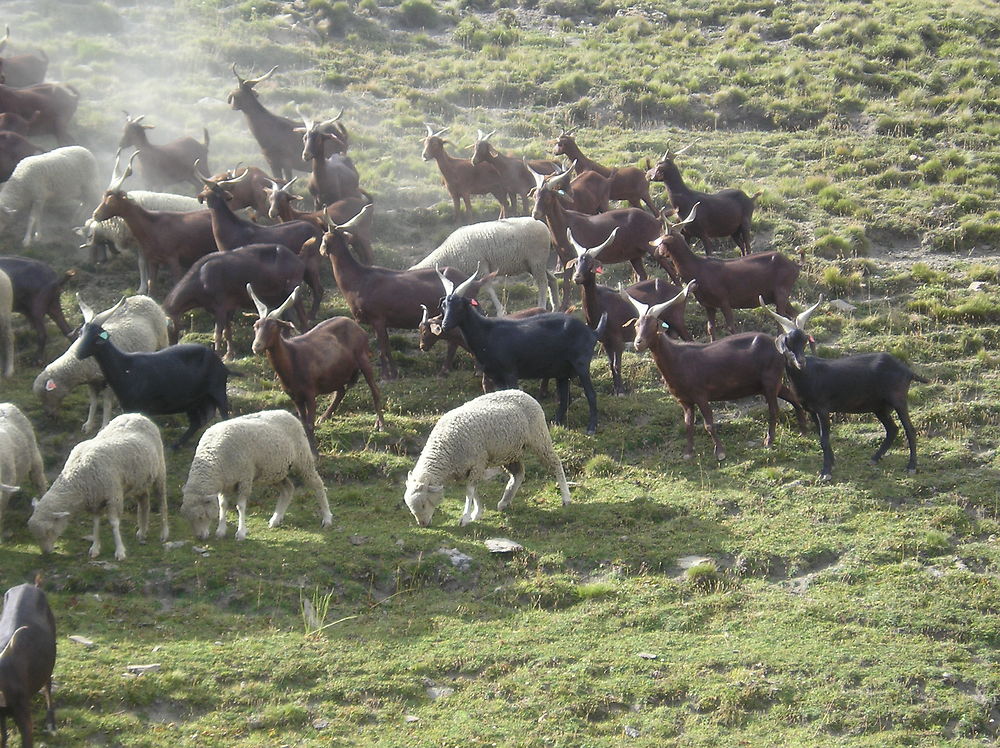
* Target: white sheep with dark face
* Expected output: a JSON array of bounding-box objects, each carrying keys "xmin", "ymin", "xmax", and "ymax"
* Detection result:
[{"xmin": 404, "ymin": 390, "xmax": 572, "ymax": 527}]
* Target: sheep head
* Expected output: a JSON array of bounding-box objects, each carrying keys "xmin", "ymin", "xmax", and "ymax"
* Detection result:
[{"xmin": 404, "ymin": 471, "xmax": 445, "ymax": 527}]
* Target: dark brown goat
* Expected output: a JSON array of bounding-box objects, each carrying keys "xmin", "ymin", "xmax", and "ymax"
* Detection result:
[
  {"xmin": 553, "ymin": 130, "xmax": 656, "ymax": 212},
  {"xmin": 93, "ymin": 152, "xmax": 216, "ymax": 296},
  {"xmin": 163, "ymin": 244, "xmax": 308, "ymax": 360},
  {"xmin": 531, "ymin": 169, "xmax": 661, "ymax": 309},
  {"xmin": 536, "ymin": 163, "xmax": 610, "ymax": 215},
  {"xmin": 0, "ymin": 82, "xmax": 78, "ymax": 145},
  {"xmin": 421, "ymin": 125, "xmax": 510, "ymax": 221},
  {"xmin": 250, "ymin": 285, "xmax": 383, "ymax": 450},
  {"xmin": 647, "ymin": 149, "xmax": 760, "ymax": 256},
  {"xmin": 297, "ymin": 109, "xmax": 359, "ymax": 209},
  {"xmin": 203, "ymin": 164, "xmax": 275, "ymax": 221},
  {"xmin": 469, "ymin": 129, "xmax": 540, "ymax": 215},
  {"xmin": 628, "ymin": 284, "xmax": 807, "ymax": 461},
  {"xmin": 623, "ymin": 277, "xmax": 693, "ymax": 342},
  {"xmin": 227, "ymin": 65, "xmax": 306, "ymax": 181},
  {"xmin": 650, "ymin": 204, "xmax": 799, "ymax": 340},
  {"xmin": 119, "ymin": 113, "xmax": 209, "ymax": 191},
  {"xmin": 319, "ymin": 205, "xmax": 490, "ymax": 379},
  {"xmin": 264, "ymin": 176, "xmax": 375, "ymax": 264},
  {"xmin": 0, "ymin": 111, "xmax": 40, "ymax": 136},
  {"xmin": 0, "ymin": 27, "xmax": 48, "ymax": 87},
  {"xmin": 0, "ymin": 256, "xmax": 73, "ymax": 363},
  {"xmin": 0, "ymin": 131, "xmax": 43, "ymax": 182}
]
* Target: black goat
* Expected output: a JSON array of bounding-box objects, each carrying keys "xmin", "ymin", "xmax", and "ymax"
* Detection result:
[
  {"xmin": 439, "ymin": 269, "xmax": 605, "ymax": 434},
  {"xmin": 75, "ymin": 323, "xmax": 233, "ymax": 448},
  {"xmin": 0, "ymin": 256, "xmax": 73, "ymax": 364},
  {"xmin": 0, "ymin": 580, "xmax": 56, "ymax": 748},
  {"xmin": 762, "ymin": 298, "xmax": 928, "ymax": 479}
]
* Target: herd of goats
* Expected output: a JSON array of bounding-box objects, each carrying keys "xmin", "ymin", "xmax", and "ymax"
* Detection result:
[{"xmin": 0, "ymin": 30, "xmax": 934, "ymax": 745}]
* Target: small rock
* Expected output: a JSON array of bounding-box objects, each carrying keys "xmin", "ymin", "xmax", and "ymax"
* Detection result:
[
  {"xmin": 163, "ymin": 541, "xmax": 187, "ymax": 550},
  {"xmin": 829, "ymin": 299, "xmax": 856, "ymax": 313},
  {"xmin": 68, "ymin": 635, "xmax": 95, "ymax": 648},
  {"xmin": 484, "ymin": 538, "xmax": 523, "ymax": 554},
  {"xmin": 437, "ymin": 548, "xmax": 472, "ymax": 570},
  {"xmin": 637, "ymin": 652, "xmax": 658, "ymax": 660},
  {"xmin": 312, "ymin": 718, "xmax": 329, "ymax": 730},
  {"xmin": 192, "ymin": 546, "xmax": 211, "ymax": 557},
  {"xmin": 426, "ymin": 686, "xmax": 454, "ymax": 700},
  {"xmin": 624, "ymin": 725, "xmax": 640, "ymax": 738},
  {"xmin": 676, "ymin": 555, "xmax": 712, "ymax": 570},
  {"xmin": 969, "ymin": 281, "xmax": 987, "ymax": 292},
  {"xmin": 404, "ymin": 715, "xmax": 420, "ymax": 723},
  {"xmin": 349, "ymin": 535, "xmax": 369, "ymax": 546},
  {"xmin": 126, "ymin": 663, "xmax": 161, "ymax": 675}
]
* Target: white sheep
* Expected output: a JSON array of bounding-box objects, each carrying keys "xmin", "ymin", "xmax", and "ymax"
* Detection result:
[
  {"xmin": 409, "ymin": 217, "xmax": 558, "ymax": 314},
  {"xmin": 404, "ymin": 390, "xmax": 572, "ymax": 526},
  {"xmin": 181, "ymin": 410, "xmax": 333, "ymax": 541},
  {"xmin": 0, "ymin": 269, "xmax": 13, "ymax": 378},
  {"xmin": 27, "ymin": 413, "xmax": 167, "ymax": 561},
  {"xmin": 0, "ymin": 403, "xmax": 48, "ymax": 539},
  {"xmin": 0, "ymin": 146, "xmax": 101, "ymax": 246},
  {"xmin": 76, "ymin": 190, "xmax": 202, "ymax": 265},
  {"xmin": 33, "ymin": 294, "xmax": 169, "ymax": 433}
]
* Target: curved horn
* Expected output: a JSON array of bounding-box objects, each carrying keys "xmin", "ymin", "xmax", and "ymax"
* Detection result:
[
  {"xmin": 434, "ymin": 127, "xmax": 450, "ymax": 137},
  {"xmin": 453, "ymin": 263, "xmax": 481, "ymax": 298},
  {"xmin": 625, "ymin": 294, "xmax": 650, "ymax": 320},
  {"xmin": 193, "ymin": 159, "xmax": 213, "ymax": 183},
  {"xmin": 527, "ymin": 164, "xmax": 546, "ymax": 191},
  {"xmin": 281, "ymin": 176, "xmax": 298, "ymax": 191},
  {"xmin": 295, "ymin": 105, "xmax": 314, "ymax": 131},
  {"xmin": 244, "ymin": 65, "xmax": 278, "ymax": 86},
  {"xmin": 647, "ymin": 280, "xmax": 694, "ymax": 320},
  {"xmin": 675, "ymin": 139, "xmax": 700, "ymax": 156},
  {"xmin": 101, "ymin": 297, "xmax": 128, "ymax": 322},
  {"xmin": 77, "ymin": 294, "xmax": 95, "ymax": 324},
  {"xmin": 759, "ymin": 296, "xmax": 797, "ymax": 334},
  {"xmin": 267, "ymin": 285, "xmax": 300, "ymax": 320},
  {"xmin": 547, "ymin": 163, "xmax": 575, "ymax": 191},
  {"xmin": 794, "ymin": 296, "xmax": 824, "ymax": 330},
  {"xmin": 424, "ymin": 123, "xmax": 435, "ymax": 137},
  {"xmin": 231, "ymin": 62, "xmax": 246, "ymax": 84},
  {"xmin": 218, "ymin": 167, "xmax": 249, "ymax": 186},
  {"xmin": 436, "ymin": 266, "xmax": 455, "ymax": 297},
  {"xmin": 247, "ymin": 284, "xmax": 269, "ymax": 318},
  {"xmin": 420, "ymin": 304, "xmax": 430, "ymax": 325},
  {"xmin": 337, "ymin": 203, "xmax": 372, "ymax": 231},
  {"xmin": 675, "ymin": 202, "xmax": 699, "ymax": 227}
]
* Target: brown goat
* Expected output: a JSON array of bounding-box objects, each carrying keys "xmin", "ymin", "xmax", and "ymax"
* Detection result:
[
  {"xmin": 0, "ymin": 27, "xmax": 48, "ymax": 87},
  {"xmin": 536, "ymin": 163, "xmax": 610, "ymax": 214},
  {"xmin": 250, "ymin": 285, "xmax": 383, "ymax": 450},
  {"xmin": 119, "ymin": 113, "xmax": 209, "ymax": 191},
  {"xmin": 0, "ymin": 82, "xmax": 78, "ymax": 145},
  {"xmin": 296, "ymin": 108, "xmax": 359, "ymax": 210},
  {"xmin": 0, "ymin": 111, "xmax": 40, "ymax": 136},
  {"xmin": 469, "ymin": 129, "xmax": 543, "ymax": 215},
  {"xmin": 204, "ymin": 164, "xmax": 275, "ymax": 220},
  {"xmin": 421, "ymin": 124, "xmax": 510, "ymax": 221},
  {"xmin": 228, "ymin": 65, "xmax": 307, "ymax": 181},
  {"xmin": 0, "ymin": 131, "xmax": 43, "ymax": 182},
  {"xmin": 650, "ymin": 204, "xmax": 799, "ymax": 340},
  {"xmin": 553, "ymin": 130, "xmax": 656, "ymax": 212},
  {"xmin": 629, "ymin": 284, "xmax": 807, "ymax": 461},
  {"xmin": 647, "ymin": 148, "xmax": 760, "ymax": 256}
]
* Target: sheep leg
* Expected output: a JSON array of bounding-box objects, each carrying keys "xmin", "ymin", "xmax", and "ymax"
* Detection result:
[
  {"xmin": 89, "ymin": 514, "xmax": 102, "ymax": 558},
  {"xmin": 870, "ymin": 406, "xmax": 899, "ymax": 466},
  {"xmin": 146, "ymin": 261, "xmax": 160, "ymax": 297},
  {"xmin": 814, "ymin": 411, "xmax": 835, "ymax": 480},
  {"xmin": 300, "ymin": 467, "xmax": 333, "ymax": 527},
  {"xmin": 24, "ymin": 197, "xmax": 45, "ymax": 245},
  {"xmin": 0, "ymin": 316, "xmax": 12, "ymax": 377},
  {"xmin": 497, "ymin": 461, "xmax": 525, "ymax": 511},
  {"xmin": 532, "ymin": 439, "xmax": 572, "ymax": 506},
  {"xmin": 268, "ymin": 478, "xmax": 295, "ymax": 528},
  {"xmin": 554, "ymin": 378, "xmax": 570, "ymax": 427},
  {"xmin": 459, "ymin": 482, "xmax": 482, "ymax": 526},
  {"xmin": 83, "ymin": 383, "xmax": 101, "ymax": 433},
  {"xmin": 629, "ymin": 257, "xmax": 648, "ymax": 282},
  {"xmin": 486, "ymin": 283, "xmax": 507, "ymax": 317},
  {"xmin": 697, "ymin": 401, "xmax": 725, "ymax": 461},
  {"xmin": 234, "ymin": 481, "xmax": 254, "ymax": 540},
  {"xmin": 157, "ymin": 469, "xmax": 169, "ymax": 542},
  {"xmin": 137, "ymin": 254, "xmax": 150, "ymax": 296},
  {"xmin": 108, "ymin": 507, "xmax": 127, "ymax": 560},
  {"xmin": 545, "ymin": 271, "xmax": 559, "ymax": 312},
  {"xmin": 216, "ymin": 491, "xmax": 231, "ymax": 538},
  {"xmin": 136, "ymin": 488, "xmax": 150, "ymax": 543}
]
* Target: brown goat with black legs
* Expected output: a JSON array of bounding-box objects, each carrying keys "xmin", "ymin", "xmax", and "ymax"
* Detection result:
[
  {"xmin": 553, "ymin": 129, "xmax": 656, "ymax": 212},
  {"xmin": 647, "ymin": 148, "xmax": 760, "ymax": 256},
  {"xmin": 761, "ymin": 298, "xmax": 927, "ymax": 480},
  {"xmin": 0, "ymin": 131, "xmax": 43, "ymax": 183},
  {"xmin": 0, "ymin": 27, "xmax": 48, "ymax": 87},
  {"xmin": 421, "ymin": 124, "xmax": 510, "ymax": 221},
  {"xmin": 319, "ymin": 205, "xmax": 492, "ymax": 379},
  {"xmin": 227, "ymin": 65, "xmax": 307, "ymax": 181},
  {"xmin": 650, "ymin": 204, "xmax": 799, "ymax": 340},
  {"xmin": 531, "ymin": 168, "xmax": 661, "ymax": 310},
  {"xmin": 118, "ymin": 113, "xmax": 209, "ymax": 191},
  {"xmin": 0, "ymin": 112, "xmax": 40, "ymax": 137},
  {"xmin": 628, "ymin": 284, "xmax": 807, "ymax": 461},
  {"xmin": 249, "ymin": 285, "xmax": 383, "ymax": 450}
]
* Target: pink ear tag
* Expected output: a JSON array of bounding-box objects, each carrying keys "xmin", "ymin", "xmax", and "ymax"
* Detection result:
[
  {"xmin": 808, "ymin": 335, "xmax": 815, "ymax": 344},
  {"xmin": 45, "ymin": 379, "xmax": 57, "ymax": 391},
  {"xmin": 595, "ymin": 265, "xmax": 603, "ymax": 274},
  {"xmin": 470, "ymin": 299, "xmax": 479, "ymax": 307}
]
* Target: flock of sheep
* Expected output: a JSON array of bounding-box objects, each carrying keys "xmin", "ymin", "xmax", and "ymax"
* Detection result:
[{"xmin": 0, "ymin": 27, "xmax": 933, "ymax": 745}]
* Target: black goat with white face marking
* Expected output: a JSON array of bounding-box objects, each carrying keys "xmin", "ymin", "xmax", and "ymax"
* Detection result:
[{"xmin": 762, "ymin": 298, "xmax": 928, "ymax": 479}]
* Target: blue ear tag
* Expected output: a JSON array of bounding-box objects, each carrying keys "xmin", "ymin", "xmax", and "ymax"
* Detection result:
[
  {"xmin": 99, "ymin": 331, "xmax": 110, "ymax": 340},
  {"xmin": 660, "ymin": 322, "xmax": 669, "ymax": 329}
]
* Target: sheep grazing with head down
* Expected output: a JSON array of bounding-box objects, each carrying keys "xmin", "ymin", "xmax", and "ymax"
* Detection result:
[
  {"xmin": 404, "ymin": 390, "xmax": 572, "ymax": 527},
  {"xmin": 181, "ymin": 410, "xmax": 333, "ymax": 541},
  {"xmin": 0, "ymin": 269, "xmax": 13, "ymax": 378},
  {"xmin": 28, "ymin": 413, "xmax": 167, "ymax": 561},
  {"xmin": 0, "ymin": 403, "xmax": 48, "ymax": 541}
]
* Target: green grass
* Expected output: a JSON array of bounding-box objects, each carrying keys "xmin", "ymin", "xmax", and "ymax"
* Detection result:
[{"xmin": 0, "ymin": 0, "xmax": 999, "ymax": 744}]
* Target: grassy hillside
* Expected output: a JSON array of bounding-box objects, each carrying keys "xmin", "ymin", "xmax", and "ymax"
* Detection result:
[{"xmin": 0, "ymin": 0, "xmax": 999, "ymax": 745}]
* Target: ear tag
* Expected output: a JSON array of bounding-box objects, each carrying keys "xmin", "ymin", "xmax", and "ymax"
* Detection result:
[
  {"xmin": 596, "ymin": 265, "xmax": 603, "ymax": 275},
  {"xmin": 470, "ymin": 298, "xmax": 479, "ymax": 307},
  {"xmin": 808, "ymin": 335, "xmax": 815, "ymax": 344},
  {"xmin": 661, "ymin": 322, "xmax": 670, "ymax": 329},
  {"xmin": 45, "ymin": 379, "xmax": 57, "ymax": 391},
  {"xmin": 99, "ymin": 331, "xmax": 110, "ymax": 340}
]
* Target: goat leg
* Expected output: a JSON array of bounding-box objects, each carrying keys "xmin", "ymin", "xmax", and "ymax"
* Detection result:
[
  {"xmin": 697, "ymin": 401, "xmax": 725, "ymax": 461},
  {"xmin": 554, "ymin": 378, "xmax": 570, "ymax": 426},
  {"xmin": 898, "ymin": 405, "xmax": 919, "ymax": 474},
  {"xmin": 319, "ymin": 389, "xmax": 346, "ymax": 421},
  {"xmin": 814, "ymin": 411, "xmax": 835, "ymax": 479},
  {"xmin": 682, "ymin": 403, "xmax": 696, "ymax": 460},
  {"xmin": 870, "ymin": 407, "xmax": 899, "ymax": 466}
]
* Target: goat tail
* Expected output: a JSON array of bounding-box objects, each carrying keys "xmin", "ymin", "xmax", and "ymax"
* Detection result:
[
  {"xmin": 202, "ymin": 128, "xmax": 210, "ymax": 148},
  {"xmin": 911, "ymin": 371, "xmax": 930, "ymax": 384},
  {"xmin": 59, "ymin": 269, "xmax": 77, "ymax": 287},
  {"xmin": 593, "ymin": 312, "xmax": 608, "ymax": 341},
  {"xmin": 750, "ymin": 190, "xmax": 764, "ymax": 202},
  {"xmin": 224, "ymin": 367, "xmax": 246, "ymax": 378}
]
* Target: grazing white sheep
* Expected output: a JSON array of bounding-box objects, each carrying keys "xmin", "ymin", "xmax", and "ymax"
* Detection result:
[
  {"xmin": 0, "ymin": 403, "xmax": 48, "ymax": 539},
  {"xmin": 76, "ymin": 190, "xmax": 202, "ymax": 264},
  {"xmin": 0, "ymin": 146, "xmax": 101, "ymax": 245},
  {"xmin": 181, "ymin": 410, "xmax": 333, "ymax": 541},
  {"xmin": 0, "ymin": 269, "xmax": 13, "ymax": 378},
  {"xmin": 33, "ymin": 295, "xmax": 169, "ymax": 433},
  {"xmin": 28, "ymin": 413, "xmax": 167, "ymax": 560},
  {"xmin": 409, "ymin": 217, "xmax": 558, "ymax": 313},
  {"xmin": 404, "ymin": 390, "xmax": 572, "ymax": 526}
]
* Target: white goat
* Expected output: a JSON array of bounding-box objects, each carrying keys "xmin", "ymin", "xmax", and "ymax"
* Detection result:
[
  {"xmin": 404, "ymin": 390, "xmax": 572, "ymax": 526},
  {"xmin": 28, "ymin": 413, "xmax": 167, "ymax": 561},
  {"xmin": 0, "ymin": 403, "xmax": 48, "ymax": 539},
  {"xmin": 409, "ymin": 217, "xmax": 557, "ymax": 314},
  {"xmin": 0, "ymin": 269, "xmax": 13, "ymax": 378},
  {"xmin": 0, "ymin": 146, "xmax": 100, "ymax": 245},
  {"xmin": 33, "ymin": 295, "xmax": 168, "ymax": 433},
  {"xmin": 181, "ymin": 410, "xmax": 333, "ymax": 541}
]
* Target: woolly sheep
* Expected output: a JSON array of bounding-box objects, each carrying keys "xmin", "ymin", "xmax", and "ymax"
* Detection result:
[
  {"xmin": 409, "ymin": 217, "xmax": 558, "ymax": 314},
  {"xmin": 181, "ymin": 410, "xmax": 333, "ymax": 541},
  {"xmin": 404, "ymin": 390, "xmax": 572, "ymax": 527},
  {"xmin": 0, "ymin": 403, "xmax": 47, "ymax": 540},
  {"xmin": 28, "ymin": 413, "xmax": 167, "ymax": 560},
  {"xmin": 33, "ymin": 295, "xmax": 169, "ymax": 434},
  {"xmin": 0, "ymin": 269, "xmax": 12, "ymax": 378},
  {"xmin": 76, "ymin": 190, "xmax": 202, "ymax": 264},
  {"xmin": 0, "ymin": 146, "xmax": 100, "ymax": 246}
]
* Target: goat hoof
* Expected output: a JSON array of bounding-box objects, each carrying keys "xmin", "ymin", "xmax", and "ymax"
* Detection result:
[
  {"xmin": 906, "ymin": 468, "xmax": 917, "ymax": 475},
  {"xmin": 819, "ymin": 473, "xmax": 832, "ymax": 481},
  {"xmin": 716, "ymin": 452, "xmax": 726, "ymax": 462},
  {"xmin": 682, "ymin": 453, "xmax": 693, "ymax": 460}
]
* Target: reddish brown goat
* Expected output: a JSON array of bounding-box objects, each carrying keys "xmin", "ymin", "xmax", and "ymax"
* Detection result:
[
  {"xmin": 0, "ymin": 111, "xmax": 40, "ymax": 136},
  {"xmin": 553, "ymin": 130, "xmax": 656, "ymax": 212},
  {"xmin": 119, "ymin": 113, "xmax": 209, "ymax": 191},
  {"xmin": 0, "ymin": 82, "xmax": 78, "ymax": 145},
  {"xmin": 629, "ymin": 284, "xmax": 807, "ymax": 461},
  {"xmin": 0, "ymin": 131, "xmax": 43, "ymax": 182},
  {"xmin": 228, "ymin": 65, "xmax": 307, "ymax": 181},
  {"xmin": 421, "ymin": 124, "xmax": 510, "ymax": 221},
  {"xmin": 319, "ymin": 205, "xmax": 491, "ymax": 379},
  {"xmin": 535, "ymin": 163, "xmax": 610, "ymax": 215},
  {"xmin": 296, "ymin": 109, "xmax": 360, "ymax": 209},
  {"xmin": 0, "ymin": 27, "xmax": 48, "ymax": 87},
  {"xmin": 650, "ymin": 204, "xmax": 799, "ymax": 340},
  {"xmin": 249, "ymin": 285, "xmax": 383, "ymax": 450},
  {"xmin": 531, "ymin": 168, "xmax": 661, "ymax": 310},
  {"xmin": 469, "ymin": 129, "xmax": 545, "ymax": 215},
  {"xmin": 647, "ymin": 149, "xmax": 760, "ymax": 256},
  {"xmin": 203, "ymin": 164, "xmax": 275, "ymax": 220}
]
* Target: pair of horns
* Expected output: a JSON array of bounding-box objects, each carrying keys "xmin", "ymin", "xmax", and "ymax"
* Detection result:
[
  {"xmin": 324, "ymin": 203, "xmax": 372, "ymax": 234},
  {"xmin": 424, "ymin": 124, "xmax": 449, "ymax": 138},
  {"xmin": 248, "ymin": 283, "xmax": 300, "ymax": 320},
  {"xmin": 437, "ymin": 263, "xmax": 482, "ymax": 298},
  {"xmin": 296, "ymin": 106, "xmax": 344, "ymax": 132},
  {"xmin": 195, "ymin": 159, "xmax": 248, "ymax": 186},
  {"xmin": 567, "ymin": 226, "xmax": 618, "ymax": 260},
  {"xmin": 232, "ymin": 63, "xmax": 278, "ymax": 87},
  {"xmin": 78, "ymin": 294, "xmax": 126, "ymax": 325},
  {"xmin": 626, "ymin": 281, "xmax": 696, "ymax": 323},
  {"xmin": 475, "ymin": 128, "xmax": 496, "ymax": 142},
  {"xmin": 107, "ymin": 149, "xmax": 139, "ymax": 192},
  {"xmin": 759, "ymin": 296, "xmax": 823, "ymax": 333},
  {"xmin": 660, "ymin": 140, "xmax": 698, "ymax": 162}
]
